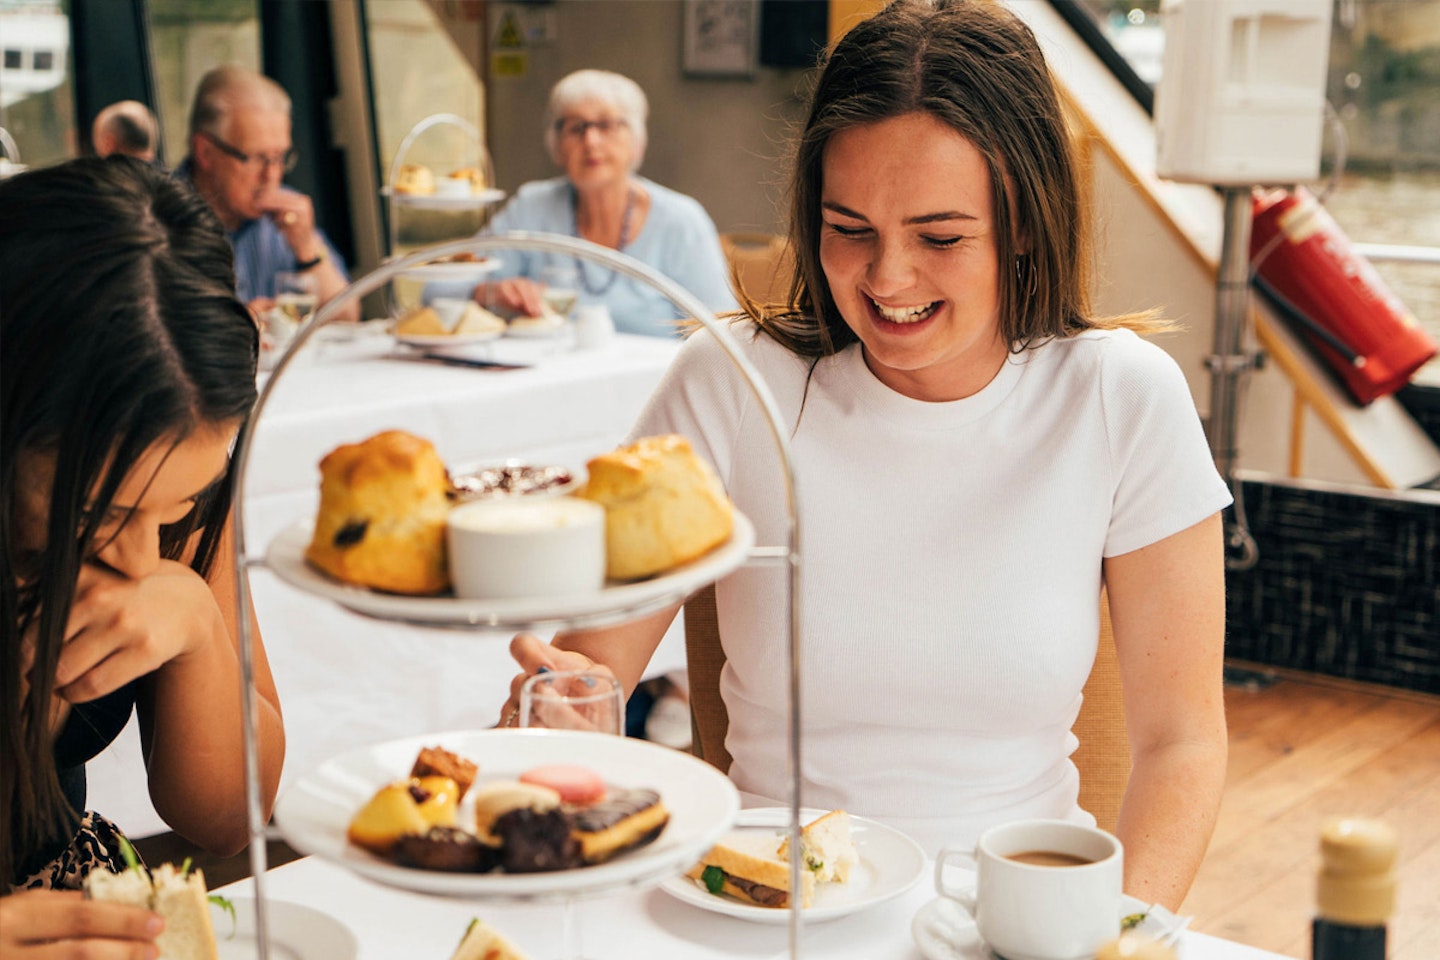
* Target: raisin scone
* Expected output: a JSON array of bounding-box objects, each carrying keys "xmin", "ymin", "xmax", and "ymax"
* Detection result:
[{"xmin": 305, "ymin": 430, "xmax": 452, "ymax": 594}]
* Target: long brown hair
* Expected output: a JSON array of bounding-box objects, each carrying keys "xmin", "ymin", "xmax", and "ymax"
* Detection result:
[
  {"xmin": 755, "ymin": 0, "xmax": 1161, "ymax": 357},
  {"xmin": 1, "ymin": 157, "xmax": 258, "ymax": 883}
]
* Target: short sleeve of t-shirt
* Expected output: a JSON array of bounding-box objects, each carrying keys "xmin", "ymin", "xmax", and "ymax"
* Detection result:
[{"xmin": 1099, "ymin": 331, "xmax": 1233, "ymax": 557}]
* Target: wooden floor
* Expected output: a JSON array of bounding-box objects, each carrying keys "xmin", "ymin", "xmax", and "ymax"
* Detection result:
[{"xmin": 1184, "ymin": 664, "xmax": 1440, "ymax": 958}]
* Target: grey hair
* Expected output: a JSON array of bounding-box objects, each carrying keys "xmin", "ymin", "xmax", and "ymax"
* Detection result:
[
  {"xmin": 188, "ymin": 64, "xmax": 291, "ymax": 140},
  {"xmin": 542, "ymin": 69, "xmax": 648, "ymax": 171}
]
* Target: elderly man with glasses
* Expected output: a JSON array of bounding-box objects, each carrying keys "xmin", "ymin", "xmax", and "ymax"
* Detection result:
[{"xmin": 180, "ymin": 65, "xmax": 356, "ymax": 322}]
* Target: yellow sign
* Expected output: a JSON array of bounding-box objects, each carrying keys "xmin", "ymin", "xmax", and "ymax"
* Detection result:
[
  {"xmin": 496, "ymin": 11, "xmax": 525, "ymax": 49},
  {"xmin": 493, "ymin": 52, "xmax": 528, "ymax": 78}
]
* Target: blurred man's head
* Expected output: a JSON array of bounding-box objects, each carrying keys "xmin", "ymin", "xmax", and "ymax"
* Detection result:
[
  {"xmin": 187, "ymin": 65, "xmax": 295, "ymax": 229},
  {"xmin": 92, "ymin": 101, "xmax": 158, "ymax": 162}
]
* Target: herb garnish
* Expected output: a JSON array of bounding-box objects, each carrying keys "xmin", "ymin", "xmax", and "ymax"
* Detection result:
[{"xmin": 701, "ymin": 865, "xmax": 726, "ymax": 895}]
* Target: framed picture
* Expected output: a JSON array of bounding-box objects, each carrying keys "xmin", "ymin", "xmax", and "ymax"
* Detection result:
[{"xmin": 683, "ymin": 0, "xmax": 759, "ymax": 78}]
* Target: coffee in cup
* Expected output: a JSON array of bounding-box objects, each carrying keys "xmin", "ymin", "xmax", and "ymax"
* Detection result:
[{"xmin": 935, "ymin": 819, "xmax": 1123, "ymax": 960}]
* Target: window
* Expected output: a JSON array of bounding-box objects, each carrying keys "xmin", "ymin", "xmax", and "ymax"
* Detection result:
[
  {"xmin": 147, "ymin": 0, "xmax": 260, "ymax": 164},
  {"xmin": 0, "ymin": 0, "xmax": 75, "ymax": 171},
  {"xmin": 1074, "ymin": 0, "xmax": 1440, "ymax": 383},
  {"xmin": 363, "ymin": 0, "xmax": 487, "ymax": 252}
]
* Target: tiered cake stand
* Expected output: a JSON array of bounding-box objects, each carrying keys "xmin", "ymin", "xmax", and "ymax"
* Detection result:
[{"xmin": 229, "ymin": 233, "xmax": 810, "ymax": 957}]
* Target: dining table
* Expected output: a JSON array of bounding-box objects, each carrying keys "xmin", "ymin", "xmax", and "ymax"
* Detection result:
[
  {"xmin": 86, "ymin": 324, "xmax": 688, "ymax": 840},
  {"xmin": 212, "ymin": 852, "xmax": 1295, "ymax": 960}
]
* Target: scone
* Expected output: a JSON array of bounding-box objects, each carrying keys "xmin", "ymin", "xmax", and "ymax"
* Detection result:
[
  {"xmin": 577, "ymin": 435, "xmax": 734, "ymax": 580},
  {"xmin": 394, "ymin": 305, "xmax": 446, "ymax": 337},
  {"xmin": 448, "ymin": 166, "xmax": 487, "ymax": 193},
  {"xmin": 305, "ymin": 430, "xmax": 452, "ymax": 594},
  {"xmin": 393, "ymin": 163, "xmax": 436, "ymax": 195}
]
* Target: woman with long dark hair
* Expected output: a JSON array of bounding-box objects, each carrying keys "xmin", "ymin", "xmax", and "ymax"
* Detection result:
[
  {"xmin": 503, "ymin": 0, "xmax": 1231, "ymax": 909},
  {"xmin": 1, "ymin": 157, "xmax": 284, "ymax": 955}
]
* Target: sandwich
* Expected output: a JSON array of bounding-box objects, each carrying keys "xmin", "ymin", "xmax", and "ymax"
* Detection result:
[
  {"xmin": 449, "ymin": 917, "xmax": 530, "ymax": 960},
  {"xmin": 685, "ymin": 830, "xmax": 815, "ymax": 909},
  {"xmin": 84, "ymin": 855, "xmax": 221, "ymax": 960},
  {"xmin": 777, "ymin": 809, "xmax": 860, "ymax": 884}
]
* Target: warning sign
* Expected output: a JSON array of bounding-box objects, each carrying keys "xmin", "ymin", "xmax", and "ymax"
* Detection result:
[{"xmin": 496, "ymin": 11, "xmax": 525, "ymax": 49}]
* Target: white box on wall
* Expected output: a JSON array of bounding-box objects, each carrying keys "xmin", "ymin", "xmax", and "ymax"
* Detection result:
[{"xmin": 1154, "ymin": 0, "xmax": 1333, "ymax": 186}]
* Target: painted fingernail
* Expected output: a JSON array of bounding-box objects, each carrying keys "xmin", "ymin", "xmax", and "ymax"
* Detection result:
[{"xmin": 536, "ymin": 665, "xmax": 552, "ymax": 674}]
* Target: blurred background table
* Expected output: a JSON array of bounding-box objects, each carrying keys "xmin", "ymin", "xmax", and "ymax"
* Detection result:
[{"xmin": 88, "ymin": 325, "xmax": 684, "ymax": 839}]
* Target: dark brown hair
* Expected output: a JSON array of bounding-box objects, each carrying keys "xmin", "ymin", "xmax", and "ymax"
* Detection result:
[
  {"xmin": 755, "ymin": 0, "xmax": 1157, "ymax": 357},
  {"xmin": 0, "ymin": 157, "xmax": 258, "ymax": 883}
]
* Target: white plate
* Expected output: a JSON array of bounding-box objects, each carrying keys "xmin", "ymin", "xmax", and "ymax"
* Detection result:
[
  {"xmin": 393, "ymin": 329, "xmax": 504, "ymax": 348},
  {"xmin": 265, "ymin": 512, "xmax": 755, "ymax": 629},
  {"xmin": 658, "ymin": 807, "xmax": 926, "ymax": 924},
  {"xmin": 212, "ymin": 899, "xmax": 357, "ymax": 960},
  {"xmin": 273, "ymin": 729, "xmax": 740, "ymax": 900},
  {"xmin": 504, "ymin": 319, "xmax": 569, "ymax": 339},
  {"xmin": 911, "ymin": 893, "xmax": 1188, "ymax": 960},
  {"xmin": 381, "ymin": 187, "xmax": 507, "ymax": 209},
  {"xmin": 395, "ymin": 260, "xmax": 501, "ymax": 283}
]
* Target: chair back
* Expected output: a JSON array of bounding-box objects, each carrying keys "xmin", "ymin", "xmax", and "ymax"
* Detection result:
[
  {"xmin": 683, "ymin": 586, "xmax": 1131, "ymax": 834},
  {"xmin": 719, "ymin": 232, "xmax": 795, "ymax": 308}
]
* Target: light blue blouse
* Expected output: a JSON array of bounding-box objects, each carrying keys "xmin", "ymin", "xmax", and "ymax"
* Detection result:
[{"xmin": 434, "ymin": 176, "xmax": 738, "ymax": 338}]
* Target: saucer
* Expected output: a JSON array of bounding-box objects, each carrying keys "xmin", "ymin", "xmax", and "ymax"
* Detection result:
[{"xmin": 912, "ymin": 894, "xmax": 1187, "ymax": 960}]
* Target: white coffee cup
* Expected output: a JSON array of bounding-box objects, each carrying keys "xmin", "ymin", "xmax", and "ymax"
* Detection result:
[{"xmin": 934, "ymin": 819, "xmax": 1123, "ymax": 960}]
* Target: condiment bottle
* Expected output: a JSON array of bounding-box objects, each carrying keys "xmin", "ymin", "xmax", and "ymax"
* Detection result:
[
  {"xmin": 1313, "ymin": 817, "xmax": 1397, "ymax": 960},
  {"xmin": 1095, "ymin": 932, "xmax": 1176, "ymax": 959}
]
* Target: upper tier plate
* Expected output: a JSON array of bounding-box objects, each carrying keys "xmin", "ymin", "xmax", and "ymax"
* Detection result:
[
  {"xmin": 393, "ymin": 259, "xmax": 502, "ymax": 283},
  {"xmin": 264, "ymin": 512, "xmax": 756, "ymax": 629},
  {"xmin": 381, "ymin": 186, "xmax": 507, "ymax": 210},
  {"xmin": 273, "ymin": 728, "xmax": 740, "ymax": 901}
]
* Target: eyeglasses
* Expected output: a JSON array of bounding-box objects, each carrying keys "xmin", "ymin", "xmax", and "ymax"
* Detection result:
[
  {"xmin": 555, "ymin": 117, "xmax": 627, "ymax": 140},
  {"xmin": 200, "ymin": 130, "xmax": 298, "ymax": 174}
]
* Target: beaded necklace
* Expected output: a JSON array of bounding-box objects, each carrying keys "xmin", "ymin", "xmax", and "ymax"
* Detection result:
[{"xmin": 572, "ymin": 184, "xmax": 636, "ymax": 296}]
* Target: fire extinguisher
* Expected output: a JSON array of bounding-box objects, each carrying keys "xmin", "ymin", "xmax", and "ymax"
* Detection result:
[{"xmin": 1249, "ymin": 187, "xmax": 1437, "ymax": 406}]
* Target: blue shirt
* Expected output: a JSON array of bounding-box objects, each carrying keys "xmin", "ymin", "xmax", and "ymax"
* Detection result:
[
  {"xmin": 174, "ymin": 160, "xmax": 349, "ymax": 302},
  {"xmin": 433, "ymin": 176, "xmax": 738, "ymax": 338}
]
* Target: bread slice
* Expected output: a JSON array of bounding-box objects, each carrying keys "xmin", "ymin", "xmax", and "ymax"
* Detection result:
[
  {"xmin": 150, "ymin": 865, "xmax": 219, "ymax": 960},
  {"xmin": 84, "ymin": 862, "xmax": 219, "ymax": 960},
  {"xmin": 686, "ymin": 830, "xmax": 815, "ymax": 908},
  {"xmin": 777, "ymin": 809, "xmax": 860, "ymax": 884},
  {"xmin": 450, "ymin": 917, "xmax": 530, "ymax": 960}
]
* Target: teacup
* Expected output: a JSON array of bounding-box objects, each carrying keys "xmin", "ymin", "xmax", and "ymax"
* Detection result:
[{"xmin": 934, "ymin": 819, "xmax": 1123, "ymax": 960}]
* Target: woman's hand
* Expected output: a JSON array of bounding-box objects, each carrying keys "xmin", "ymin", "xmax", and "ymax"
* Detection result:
[
  {"xmin": 0, "ymin": 888, "xmax": 162, "ymax": 959},
  {"xmin": 499, "ymin": 633, "xmax": 616, "ymax": 727},
  {"xmin": 474, "ymin": 278, "xmax": 546, "ymax": 318},
  {"xmin": 53, "ymin": 560, "xmax": 226, "ymax": 704}
]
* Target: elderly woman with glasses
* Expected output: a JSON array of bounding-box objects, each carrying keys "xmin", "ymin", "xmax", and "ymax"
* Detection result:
[{"xmin": 470, "ymin": 69, "xmax": 737, "ymax": 337}]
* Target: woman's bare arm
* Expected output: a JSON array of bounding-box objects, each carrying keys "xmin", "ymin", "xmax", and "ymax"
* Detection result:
[
  {"xmin": 138, "ymin": 519, "xmax": 285, "ymax": 856},
  {"xmin": 1105, "ymin": 513, "xmax": 1228, "ymax": 910}
]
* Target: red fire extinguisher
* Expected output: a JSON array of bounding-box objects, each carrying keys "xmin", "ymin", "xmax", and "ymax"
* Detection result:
[{"xmin": 1249, "ymin": 187, "xmax": 1436, "ymax": 406}]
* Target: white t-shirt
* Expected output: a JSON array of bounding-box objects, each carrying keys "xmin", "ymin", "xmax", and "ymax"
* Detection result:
[{"xmin": 629, "ymin": 321, "xmax": 1232, "ymax": 855}]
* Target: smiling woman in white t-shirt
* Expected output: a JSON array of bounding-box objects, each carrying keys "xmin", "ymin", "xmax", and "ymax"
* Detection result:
[{"xmin": 500, "ymin": 0, "xmax": 1231, "ymax": 912}]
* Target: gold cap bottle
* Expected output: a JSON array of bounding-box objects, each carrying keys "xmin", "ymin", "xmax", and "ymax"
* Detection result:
[{"xmin": 1313, "ymin": 817, "xmax": 1397, "ymax": 960}]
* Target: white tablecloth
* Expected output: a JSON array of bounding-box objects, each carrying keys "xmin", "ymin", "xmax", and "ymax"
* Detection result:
[
  {"xmin": 86, "ymin": 330, "xmax": 685, "ymax": 839},
  {"xmin": 215, "ymin": 855, "xmax": 1291, "ymax": 960}
]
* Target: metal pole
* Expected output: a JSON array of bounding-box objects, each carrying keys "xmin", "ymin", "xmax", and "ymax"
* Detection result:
[{"xmin": 1207, "ymin": 186, "xmax": 1260, "ymax": 570}]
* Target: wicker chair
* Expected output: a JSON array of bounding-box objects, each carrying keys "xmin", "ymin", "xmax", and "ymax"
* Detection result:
[{"xmin": 683, "ymin": 585, "xmax": 1131, "ymax": 834}]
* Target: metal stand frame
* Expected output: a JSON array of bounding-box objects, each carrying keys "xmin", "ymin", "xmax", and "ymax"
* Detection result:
[{"xmin": 228, "ymin": 232, "xmax": 809, "ymax": 957}]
